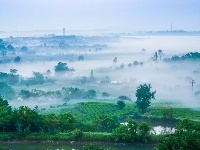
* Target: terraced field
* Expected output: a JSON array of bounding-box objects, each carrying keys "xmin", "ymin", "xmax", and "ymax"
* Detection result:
[
  {"xmin": 43, "ymin": 101, "xmax": 200, "ymax": 124},
  {"xmin": 60, "ymin": 102, "xmax": 136, "ymax": 122}
]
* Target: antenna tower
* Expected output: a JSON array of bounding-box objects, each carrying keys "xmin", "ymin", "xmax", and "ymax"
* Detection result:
[{"xmin": 63, "ymin": 28, "xmax": 65, "ymax": 36}]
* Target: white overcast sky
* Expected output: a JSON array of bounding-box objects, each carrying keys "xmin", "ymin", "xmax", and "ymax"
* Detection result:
[{"xmin": 0, "ymin": 0, "xmax": 200, "ymax": 31}]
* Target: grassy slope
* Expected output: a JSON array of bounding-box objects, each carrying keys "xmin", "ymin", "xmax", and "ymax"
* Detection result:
[
  {"xmin": 149, "ymin": 107, "xmax": 200, "ymax": 121},
  {"xmin": 43, "ymin": 101, "xmax": 200, "ymax": 123},
  {"xmin": 60, "ymin": 102, "xmax": 136, "ymax": 123}
]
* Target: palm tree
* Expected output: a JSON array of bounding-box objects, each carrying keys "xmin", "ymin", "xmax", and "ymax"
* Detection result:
[
  {"xmin": 154, "ymin": 52, "xmax": 158, "ymax": 62},
  {"xmin": 158, "ymin": 50, "xmax": 163, "ymax": 61}
]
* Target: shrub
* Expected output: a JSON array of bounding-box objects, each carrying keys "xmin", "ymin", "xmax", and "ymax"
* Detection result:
[
  {"xmin": 72, "ymin": 129, "xmax": 83, "ymax": 141},
  {"xmin": 117, "ymin": 100, "xmax": 125, "ymax": 110}
]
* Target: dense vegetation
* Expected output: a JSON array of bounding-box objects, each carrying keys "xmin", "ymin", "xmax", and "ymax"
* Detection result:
[
  {"xmin": 19, "ymin": 87, "xmax": 97, "ymax": 101},
  {"xmin": 164, "ymin": 52, "xmax": 200, "ymax": 62},
  {"xmin": 59, "ymin": 102, "xmax": 138, "ymax": 123},
  {"xmin": 135, "ymin": 84, "xmax": 156, "ymax": 113},
  {"xmin": 156, "ymin": 119, "xmax": 200, "ymax": 150},
  {"xmin": 1, "ymin": 36, "xmax": 200, "ymax": 150},
  {"xmin": 0, "ymin": 94, "xmax": 200, "ymax": 149},
  {"xmin": 0, "ymin": 96, "xmax": 148, "ymax": 143}
]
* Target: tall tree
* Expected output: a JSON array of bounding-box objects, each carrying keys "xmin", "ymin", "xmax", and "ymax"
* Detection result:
[
  {"xmin": 133, "ymin": 61, "xmax": 139, "ymax": 67},
  {"xmin": 58, "ymin": 113, "xmax": 75, "ymax": 132},
  {"xmin": 113, "ymin": 57, "xmax": 117, "ymax": 63},
  {"xmin": 93, "ymin": 115, "xmax": 118, "ymax": 132},
  {"xmin": 90, "ymin": 69, "xmax": 95, "ymax": 81},
  {"xmin": 0, "ymin": 96, "xmax": 12, "ymax": 132},
  {"xmin": 154, "ymin": 52, "xmax": 158, "ymax": 62},
  {"xmin": 112, "ymin": 118, "xmax": 138, "ymax": 142},
  {"xmin": 117, "ymin": 100, "xmax": 126, "ymax": 110},
  {"xmin": 32, "ymin": 72, "xmax": 45, "ymax": 84},
  {"xmin": 54, "ymin": 62, "xmax": 74, "ymax": 75},
  {"xmin": 0, "ymin": 82, "xmax": 15, "ymax": 99},
  {"xmin": 158, "ymin": 49, "xmax": 163, "ymax": 61},
  {"xmin": 0, "ymin": 39, "xmax": 5, "ymax": 50},
  {"xmin": 135, "ymin": 84, "xmax": 156, "ymax": 113},
  {"xmin": 12, "ymin": 106, "xmax": 41, "ymax": 133},
  {"xmin": 21, "ymin": 46, "xmax": 28, "ymax": 51},
  {"xmin": 43, "ymin": 113, "xmax": 59, "ymax": 133},
  {"xmin": 14, "ymin": 56, "xmax": 21, "ymax": 63},
  {"xmin": 6, "ymin": 45, "xmax": 15, "ymax": 51},
  {"xmin": 78, "ymin": 55, "xmax": 84, "ymax": 61},
  {"xmin": 138, "ymin": 122, "xmax": 150, "ymax": 143}
]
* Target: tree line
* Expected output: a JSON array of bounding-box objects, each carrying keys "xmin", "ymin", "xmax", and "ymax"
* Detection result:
[{"xmin": 0, "ymin": 96, "xmax": 150, "ymax": 143}]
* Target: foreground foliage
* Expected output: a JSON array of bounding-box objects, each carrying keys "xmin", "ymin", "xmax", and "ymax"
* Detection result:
[
  {"xmin": 112, "ymin": 119, "xmax": 150, "ymax": 143},
  {"xmin": 1, "ymin": 96, "xmax": 200, "ymax": 150},
  {"xmin": 156, "ymin": 119, "xmax": 200, "ymax": 150}
]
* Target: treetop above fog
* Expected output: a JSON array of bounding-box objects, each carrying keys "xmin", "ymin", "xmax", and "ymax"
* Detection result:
[
  {"xmin": 135, "ymin": 83, "xmax": 156, "ymax": 113},
  {"xmin": 54, "ymin": 62, "xmax": 75, "ymax": 73},
  {"xmin": 164, "ymin": 52, "xmax": 200, "ymax": 62}
]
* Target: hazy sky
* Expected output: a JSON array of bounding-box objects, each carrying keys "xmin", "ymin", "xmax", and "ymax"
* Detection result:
[{"xmin": 0, "ymin": 0, "xmax": 200, "ymax": 31}]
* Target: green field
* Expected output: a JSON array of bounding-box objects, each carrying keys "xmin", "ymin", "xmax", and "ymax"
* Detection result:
[
  {"xmin": 56, "ymin": 102, "xmax": 136, "ymax": 123},
  {"xmin": 0, "ymin": 132, "xmax": 111, "ymax": 141},
  {"xmin": 42, "ymin": 101, "xmax": 200, "ymax": 124}
]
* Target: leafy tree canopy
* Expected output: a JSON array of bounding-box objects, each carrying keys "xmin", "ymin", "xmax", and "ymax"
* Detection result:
[
  {"xmin": 0, "ymin": 82, "xmax": 15, "ymax": 99},
  {"xmin": 54, "ymin": 62, "xmax": 75, "ymax": 73},
  {"xmin": 14, "ymin": 56, "xmax": 21, "ymax": 63},
  {"xmin": 78, "ymin": 55, "xmax": 84, "ymax": 61},
  {"xmin": 117, "ymin": 100, "xmax": 126, "ymax": 110},
  {"xmin": 135, "ymin": 84, "xmax": 156, "ymax": 113},
  {"xmin": 6, "ymin": 45, "xmax": 15, "ymax": 51},
  {"xmin": 21, "ymin": 46, "xmax": 28, "ymax": 51},
  {"xmin": 112, "ymin": 118, "xmax": 150, "ymax": 143},
  {"xmin": 118, "ymin": 95, "xmax": 131, "ymax": 101},
  {"xmin": 156, "ymin": 119, "xmax": 200, "ymax": 150}
]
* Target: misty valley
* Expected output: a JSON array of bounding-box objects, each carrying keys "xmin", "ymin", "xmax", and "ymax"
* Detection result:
[{"xmin": 0, "ymin": 34, "xmax": 200, "ymax": 150}]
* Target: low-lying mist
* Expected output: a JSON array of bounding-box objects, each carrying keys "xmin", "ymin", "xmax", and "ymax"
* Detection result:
[{"xmin": 1, "ymin": 35, "xmax": 200, "ymax": 108}]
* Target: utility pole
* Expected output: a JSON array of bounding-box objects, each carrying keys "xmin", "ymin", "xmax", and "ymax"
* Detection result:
[
  {"xmin": 171, "ymin": 23, "xmax": 173, "ymax": 31},
  {"xmin": 190, "ymin": 79, "xmax": 195, "ymax": 91}
]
